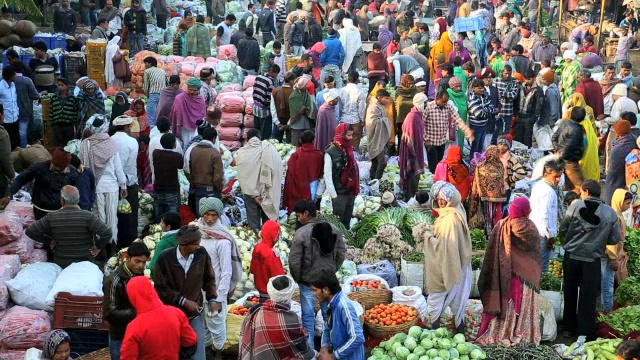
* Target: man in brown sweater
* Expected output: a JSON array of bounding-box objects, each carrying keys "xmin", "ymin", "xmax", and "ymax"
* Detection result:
[
  {"xmin": 188, "ymin": 127, "xmax": 223, "ymax": 217},
  {"xmin": 152, "ymin": 133, "xmax": 184, "ymax": 223},
  {"xmin": 271, "ymin": 72, "xmax": 296, "ymax": 143},
  {"xmin": 153, "ymin": 224, "xmax": 217, "ymax": 360}
]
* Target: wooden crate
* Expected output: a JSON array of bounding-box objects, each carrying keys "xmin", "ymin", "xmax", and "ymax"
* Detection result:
[{"xmin": 41, "ymin": 97, "xmax": 50, "ymax": 122}]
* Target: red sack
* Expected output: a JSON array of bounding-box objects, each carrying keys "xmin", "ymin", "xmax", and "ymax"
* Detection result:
[
  {"xmin": 0, "ymin": 235, "xmax": 34, "ymax": 263},
  {"xmin": 220, "ymin": 140, "xmax": 242, "ymax": 151},
  {"xmin": 0, "ymin": 306, "xmax": 51, "ymax": 349},
  {"xmin": 23, "ymin": 249, "xmax": 47, "ymax": 264},
  {"xmin": 4, "ymin": 202, "xmax": 34, "ymax": 229},
  {"xmin": 215, "ymin": 94, "xmax": 244, "ymax": 113},
  {"xmin": 217, "ymin": 127, "xmax": 242, "ymax": 141},
  {"xmin": 0, "ymin": 213, "xmax": 23, "ymax": 246},
  {"xmin": 219, "ymin": 113, "xmax": 243, "ymax": 128}
]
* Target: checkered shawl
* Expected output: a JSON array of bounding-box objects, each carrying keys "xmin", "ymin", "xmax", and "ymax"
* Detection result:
[{"xmin": 239, "ymin": 300, "xmax": 316, "ymax": 360}]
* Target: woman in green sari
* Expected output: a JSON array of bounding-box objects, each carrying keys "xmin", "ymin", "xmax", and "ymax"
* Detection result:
[{"xmin": 447, "ymin": 77, "xmax": 468, "ymax": 149}]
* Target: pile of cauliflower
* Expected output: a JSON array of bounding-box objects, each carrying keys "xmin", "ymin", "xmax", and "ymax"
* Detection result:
[
  {"xmin": 353, "ymin": 195, "xmax": 381, "ymax": 218},
  {"xmin": 361, "ymin": 224, "xmax": 414, "ymax": 270},
  {"xmin": 106, "ymin": 224, "xmax": 163, "ymax": 278}
]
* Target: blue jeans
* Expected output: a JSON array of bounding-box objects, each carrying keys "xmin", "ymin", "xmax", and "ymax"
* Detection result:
[
  {"xmin": 600, "ymin": 258, "xmax": 614, "ymax": 313},
  {"xmin": 81, "ymin": 9, "xmax": 97, "ymax": 29},
  {"xmin": 547, "ymin": 6, "xmax": 557, "ymax": 24},
  {"xmin": 299, "ymin": 283, "xmax": 328, "ymax": 349},
  {"xmin": 154, "ymin": 192, "xmax": 180, "ymax": 223},
  {"xmin": 146, "ymin": 93, "xmax": 160, "ymax": 128},
  {"xmin": 18, "ymin": 118, "xmax": 29, "ymax": 147},
  {"xmin": 469, "ymin": 124, "xmax": 486, "ymax": 158},
  {"xmin": 128, "ymin": 34, "xmax": 144, "ymax": 58},
  {"xmin": 541, "ymin": 236, "xmax": 551, "ymax": 272},
  {"xmin": 491, "ymin": 115, "xmax": 511, "ymax": 144},
  {"xmin": 320, "ymin": 64, "xmax": 344, "ymax": 89},
  {"xmin": 188, "ymin": 311, "xmax": 206, "ymax": 360},
  {"xmin": 194, "ymin": 186, "xmax": 221, "ymax": 217},
  {"xmin": 109, "ymin": 337, "xmax": 122, "ymax": 360}
]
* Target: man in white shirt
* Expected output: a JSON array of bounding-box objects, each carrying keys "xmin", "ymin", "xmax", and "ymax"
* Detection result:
[
  {"xmin": 149, "ymin": 116, "xmax": 184, "ymax": 183},
  {"xmin": 529, "ymin": 158, "xmax": 563, "ymax": 272},
  {"xmin": 111, "ymin": 115, "xmax": 139, "ymax": 249},
  {"xmin": 339, "ymin": 72, "xmax": 366, "ymax": 149},
  {"xmin": 0, "ymin": 66, "xmax": 19, "ymax": 149}
]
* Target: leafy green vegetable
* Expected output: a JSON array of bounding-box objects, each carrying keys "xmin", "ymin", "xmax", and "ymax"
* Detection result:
[
  {"xmin": 539, "ymin": 272, "xmax": 562, "ymax": 291},
  {"xmin": 471, "ymin": 255, "xmax": 483, "ymax": 270},
  {"xmin": 405, "ymin": 252, "xmax": 425, "ymax": 262},
  {"xmin": 351, "ymin": 208, "xmax": 433, "ymax": 248},
  {"xmin": 598, "ymin": 305, "xmax": 640, "ymax": 334},
  {"xmin": 625, "ymin": 228, "xmax": 640, "ymax": 278},
  {"xmin": 615, "ymin": 277, "xmax": 640, "ymax": 306},
  {"xmin": 470, "ymin": 229, "xmax": 487, "ymax": 250}
]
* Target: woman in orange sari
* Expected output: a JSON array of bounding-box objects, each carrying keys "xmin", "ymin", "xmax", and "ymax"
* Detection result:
[
  {"xmin": 429, "ymin": 32, "xmax": 453, "ymax": 98},
  {"xmin": 434, "ymin": 145, "xmax": 471, "ymax": 202}
]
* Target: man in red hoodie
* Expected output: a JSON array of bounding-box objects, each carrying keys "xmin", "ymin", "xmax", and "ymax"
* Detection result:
[
  {"xmin": 250, "ymin": 220, "xmax": 286, "ymax": 303},
  {"xmin": 120, "ymin": 276, "xmax": 197, "ymax": 360}
]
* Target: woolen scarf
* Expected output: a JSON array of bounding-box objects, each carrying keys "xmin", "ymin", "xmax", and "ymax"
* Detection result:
[
  {"xmin": 196, "ymin": 217, "xmax": 243, "ymax": 284},
  {"xmin": 110, "ymin": 92, "xmax": 130, "ymax": 121},
  {"xmin": 445, "ymin": 146, "xmax": 471, "ymax": 202},
  {"xmin": 156, "ymin": 86, "xmax": 183, "ymax": 120},
  {"xmin": 79, "ymin": 133, "xmax": 117, "ymax": 182},
  {"xmin": 473, "ymin": 146, "xmax": 506, "ymax": 202},
  {"xmin": 600, "ymin": 76, "xmax": 621, "ymax": 96},
  {"xmin": 41, "ymin": 329, "xmax": 72, "ymax": 360},
  {"xmin": 78, "ymin": 80, "xmax": 105, "ymax": 122},
  {"xmin": 446, "ymin": 86, "xmax": 468, "ymax": 121},
  {"xmin": 169, "ymin": 92, "xmax": 206, "ymax": 134},
  {"xmin": 333, "ymin": 123, "xmax": 359, "ymax": 196},
  {"xmin": 314, "ymin": 102, "xmax": 337, "ymax": 151},
  {"xmin": 125, "ymin": 98, "xmax": 150, "ymax": 134},
  {"xmin": 478, "ymin": 199, "xmax": 542, "ymax": 318}
]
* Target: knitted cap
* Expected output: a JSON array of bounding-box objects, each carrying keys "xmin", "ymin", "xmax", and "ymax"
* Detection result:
[
  {"xmin": 177, "ymin": 225, "xmax": 201, "ymax": 245},
  {"xmin": 199, "ymin": 197, "xmax": 224, "ymax": 216}
]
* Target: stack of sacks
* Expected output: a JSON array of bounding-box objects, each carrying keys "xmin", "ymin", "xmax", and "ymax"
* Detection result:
[
  {"xmin": 0, "ymin": 255, "xmax": 20, "ymax": 319},
  {"xmin": 217, "ymin": 44, "xmax": 238, "ymax": 64},
  {"xmin": 0, "ymin": 306, "xmax": 51, "ymax": 354},
  {"xmin": 216, "ymin": 92, "xmax": 245, "ymax": 150},
  {"xmin": 242, "ymin": 88, "xmax": 255, "ymax": 140},
  {"xmin": 0, "ymin": 213, "xmax": 33, "ymax": 263},
  {"xmin": 4, "ymin": 201, "xmax": 34, "ymax": 229},
  {"xmin": 215, "ymin": 60, "xmax": 244, "ymax": 90},
  {"xmin": 130, "ymin": 50, "xmax": 166, "ymax": 95}
]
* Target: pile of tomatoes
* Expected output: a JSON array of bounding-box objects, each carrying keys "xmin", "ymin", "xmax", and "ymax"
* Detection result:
[
  {"xmin": 230, "ymin": 306, "xmax": 250, "ymax": 316},
  {"xmin": 364, "ymin": 304, "xmax": 417, "ymax": 327},
  {"xmin": 351, "ymin": 280, "xmax": 385, "ymax": 291},
  {"xmin": 246, "ymin": 296, "xmax": 260, "ymax": 306}
]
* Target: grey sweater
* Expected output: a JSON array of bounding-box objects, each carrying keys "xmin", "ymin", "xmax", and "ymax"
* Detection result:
[{"xmin": 289, "ymin": 218, "xmax": 346, "ymax": 284}]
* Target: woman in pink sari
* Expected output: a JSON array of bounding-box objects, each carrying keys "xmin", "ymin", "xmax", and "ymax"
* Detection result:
[{"xmin": 169, "ymin": 77, "xmax": 207, "ymax": 146}]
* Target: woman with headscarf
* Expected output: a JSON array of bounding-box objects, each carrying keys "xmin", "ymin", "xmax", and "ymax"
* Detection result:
[
  {"xmin": 307, "ymin": 42, "xmax": 325, "ymax": 81},
  {"xmin": 606, "ymin": 120, "xmax": 638, "ymax": 205},
  {"xmin": 110, "ymin": 92, "xmax": 130, "ymax": 122},
  {"xmin": 415, "ymin": 181, "xmax": 472, "ymax": 332},
  {"xmin": 378, "ymin": 25, "xmax": 394, "ymax": 54},
  {"xmin": 469, "ymin": 145, "xmax": 507, "ymax": 234},
  {"xmin": 366, "ymin": 89, "xmax": 392, "ymax": 180},
  {"xmin": 339, "ymin": 18, "xmax": 363, "ymax": 74},
  {"xmin": 434, "ymin": 145, "xmax": 471, "ymax": 203},
  {"xmin": 41, "ymin": 329, "xmax": 72, "ymax": 360},
  {"xmin": 289, "ymin": 77, "xmax": 318, "ymax": 146},
  {"xmin": 369, "ymin": 80, "xmax": 396, "ymax": 150},
  {"xmin": 324, "ymin": 123, "xmax": 360, "ymax": 227},
  {"xmin": 476, "ymin": 197, "xmax": 542, "ymax": 345},
  {"xmin": 170, "ymin": 77, "xmax": 207, "ymax": 146},
  {"xmin": 124, "ymin": 98, "xmax": 150, "ymax": 136},
  {"xmin": 399, "ymin": 93, "xmax": 426, "ymax": 200},
  {"xmin": 449, "ymin": 39, "xmax": 472, "ymax": 65},
  {"xmin": 77, "ymin": 80, "xmax": 106, "ymax": 136},
  {"xmin": 562, "ymin": 93, "xmax": 600, "ymax": 183},
  {"xmin": 105, "ymin": 36, "xmax": 123, "ymax": 87},
  {"xmin": 447, "ymin": 77, "xmax": 468, "ymax": 149},
  {"xmin": 79, "ymin": 114, "xmax": 126, "ymax": 245},
  {"xmin": 561, "ymin": 50, "xmax": 582, "ymax": 103},
  {"xmin": 394, "ymin": 74, "xmax": 416, "ymax": 144},
  {"xmin": 496, "ymin": 134, "xmax": 526, "ymax": 213},
  {"xmin": 429, "ymin": 32, "xmax": 453, "ymax": 96},
  {"xmin": 610, "ymin": 189, "xmax": 631, "ymax": 282},
  {"xmin": 315, "ymin": 89, "xmax": 340, "ymax": 151},
  {"xmin": 357, "ymin": 5, "xmax": 370, "ymax": 41},
  {"xmin": 283, "ymin": 130, "xmax": 324, "ymax": 213}
]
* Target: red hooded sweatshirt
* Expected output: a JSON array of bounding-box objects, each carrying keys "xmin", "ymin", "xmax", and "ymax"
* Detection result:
[
  {"xmin": 120, "ymin": 276, "xmax": 197, "ymax": 360},
  {"xmin": 250, "ymin": 220, "xmax": 286, "ymax": 295}
]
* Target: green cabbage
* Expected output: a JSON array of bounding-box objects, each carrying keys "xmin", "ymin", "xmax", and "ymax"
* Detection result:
[
  {"xmin": 453, "ymin": 333, "xmax": 466, "ymax": 344},
  {"xmin": 395, "ymin": 346, "xmax": 410, "ymax": 360},
  {"xmin": 404, "ymin": 338, "xmax": 417, "ymax": 352},
  {"xmin": 427, "ymin": 349, "xmax": 439, "ymax": 357},
  {"xmin": 457, "ymin": 343, "xmax": 471, "ymax": 355},
  {"xmin": 408, "ymin": 326, "xmax": 423, "ymax": 340},
  {"xmin": 413, "ymin": 346, "xmax": 426, "ymax": 357},
  {"xmin": 420, "ymin": 330, "xmax": 432, "ymax": 340},
  {"xmin": 438, "ymin": 338, "xmax": 452, "ymax": 349},
  {"xmin": 449, "ymin": 348, "xmax": 460, "ymax": 358},
  {"xmin": 407, "ymin": 355, "xmax": 418, "ymax": 360},
  {"xmin": 439, "ymin": 349, "xmax": 451, "ymax": 359},
  {"xmin": 460, "ymin": 356, "xmax": 470, "ymax": 360},
  {"xmin": 392, "ymin": 342, "xmax": 403, "ymax": 353},
  {"xmin": 470, "ymin": 349, "xmax": 484, "ymax": 359},
  {"xmin": 419, "ymin": 357, "xmax": 429, "ymax": 360},
  {"xmin": 420, "ymin": 338, "xmax": 433, "ymax": 349},
  {"xmin": 393, "ymin": 333, "xmax": 408, "ymax": 343},
  {"xmin": 435, "ymin": 328, "xmax": 450, "ymax": 338},
  {"xmin": 385, "ymin": 340, "xmax": 395, "ymax": 352}
]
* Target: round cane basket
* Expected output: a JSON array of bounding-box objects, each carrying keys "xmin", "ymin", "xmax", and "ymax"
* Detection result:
[
  {"xmin": 74, "ymin": 348, "xmax": 110, "ymax": 360},
  {"xmin": 347, "ymin": 289, "xmax": 392, "ymax": 310},
  {"xmin": 365, "ymin": 316, "xmax": 419, "ymax": 339},
  {"xmin": 292, "ymin": 288, "xmax": 321, "ymax": 313}
]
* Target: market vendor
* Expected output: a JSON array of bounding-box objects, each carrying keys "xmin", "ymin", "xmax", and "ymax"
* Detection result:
[
  {"xmin": 576, "ymin": 35, "xmax": 597, "ymax": 54},
  {"xmin": 28, "ymin": 41, "xmax": 58, "ymax": 94}
]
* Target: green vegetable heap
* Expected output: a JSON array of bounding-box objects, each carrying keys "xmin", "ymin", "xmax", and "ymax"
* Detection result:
[
  {"xmin": 470, "ymin": 229, "xmax": 487, "ymax": 251},
  {"xmin": 625, "ymin": 228, "xmax": 640, "ymax": 278},
  {"xmin": 615, "ymin": 277, "xmax": 640, "ymax": 306},
  {"xmin": 539, "ymin": 272, "xmax": 563, "ymax": 292},
  {"xmin": 563, "ymin": 338, "xmax": 622, "ymax": 360},
  {"xmin": 482, "ymin": 343, "xmax": 562, "ymax": 360},
  {"xmin": 597, "ymin": 305, "xmax": 640, "ymax": 335}
]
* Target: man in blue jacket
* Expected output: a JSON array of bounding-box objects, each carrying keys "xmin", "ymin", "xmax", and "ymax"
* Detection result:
[
  {"xmin": 311, "ymin": 270, "xmax": 364, "ymax": 360},
  {"xmin": 320, "ymin": 28, "xmax": 346, "ymax": 89}
]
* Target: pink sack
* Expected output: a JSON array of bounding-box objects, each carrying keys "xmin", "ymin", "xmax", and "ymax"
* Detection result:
[
  {"xmin": 167, "ymin": 55, "xmax": 184, "ymax": 63},
  {"xmin": 216, "ymin": 94, "xmax": 245, "ymax": 113},
  {"xmin": 243, "ymin": 115, "xmax": 255, "ymax": 128},
  {"xmin": 0, "ymin": 255, "xmax": 20, "ymax": 311},
  {"xmin": 433, "ymin": 161, "xmax": 448, "ymax": 183},
  {"xmin": 242, "ymin": 128, "xmax": 252, "ymax": 140},
  {"xmin": 220, "ymin": 140, "xmax": 242, "ymax": 150},
  {"xmin": 217, "ymin": 127, "xmax": 242, "ymax": 141},
  {"xmin": 0, "ymin": 213, "xmax": 23, "ymax": 246},
  {"xmin": 244, "ymin": 97, "xmax": 254, "ymax": 115},
  {"xmin": 243, "ymin": 76, "xmax": 256, "ymax": 90},
  {"xmin": 4, "ymin": 202, "xmax": 34, "ymax": 229},
  {"xmin": 242, "ymin": 88, "xmax": 254, "ymax": 99},
  {"xmin": 23, "ymin": 249, "xmax": 47, "ymax": 264},
  {"xmin": 0, "ymin": 306, "xmax": 51, "ymax": 349},
  {"xmin": 217, "ymin": 45, "xmax": 238, "ymax": 63},
  {"xmin": 0, "ymin": 349, "xmax": 25, "ymax": 359},
  {"xmin": 221, "ymin": 84, "xmax": 242, "ymax": 92},
  {"xmin": 181, "ymin": 62, "xmax": 196, "ymax": 76},
  {"xmin": 0, "ymin": 235, "xmax": 34, "ymax": 263},
  {"xmin": 184, "ymin": 56, "xmax": 205, "ymax": 63},
  {"xmin": 219, "ymin": 113, "xmax": 243, "ymax": 128}
]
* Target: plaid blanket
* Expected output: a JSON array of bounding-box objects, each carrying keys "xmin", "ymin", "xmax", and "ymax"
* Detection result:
[{"xmin": 239, "ymin": 301, "xmax": 316, "ymax": 360}]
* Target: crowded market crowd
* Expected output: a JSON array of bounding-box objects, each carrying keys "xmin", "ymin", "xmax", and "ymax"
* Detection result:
[{"xmin": 3, "ymin": 0, "xmax": 640, "ymax": 358}]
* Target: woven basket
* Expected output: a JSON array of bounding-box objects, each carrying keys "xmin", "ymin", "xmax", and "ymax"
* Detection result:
[
  {"xmin": 292, "ymin": 288, "xmax": 320, "ymax": 313},
  {"xmin": 75, "ymin": 348, "xmax": 110, "ymax": 360},
  {"xmin": 347, "ymin": 289, "xmax": 392, "ymax": 310},
  {"xmin": 365, "ymin": 316, "xmax": 419, "ymax": 339}
]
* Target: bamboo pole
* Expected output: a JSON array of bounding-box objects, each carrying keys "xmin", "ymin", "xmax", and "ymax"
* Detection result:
[{"xmin": 596, "ymin": 0, "xmax": 607, "ymax": 51}]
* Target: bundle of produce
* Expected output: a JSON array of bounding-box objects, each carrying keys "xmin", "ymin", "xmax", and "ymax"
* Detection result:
[
  {"xmin": 218, "ymin": 127, "xmax": 243, "ymax": 142},
  {"xmin": 561, "ymin": 338, "xmax": 623, "ymax": 359},
  {"xmin": 244, "ymin": 295, "xmax": 260, "ymax": 307},
  {"xmin": 345, "ymin": 245, "xmax": 363, "ymax": 263},
  {"xmin": 540, "ymin": 272, "xmax": 562, "ymax": 292},
  {"xmin": 0, "ymin": 234, "xmax": 34, "ymax": 263},
  {"xmin": 266, "ymin": 139, "xmax": 296, "ymax": 165},
  {"xmin": 157, "ymin": 44, "xmax": 172, "ymax": 56},
  {"xmin": 404, "ymin": 211, "xmax": 434, "ymax": 249},
  {"xmin": 369, "ymin": 326, "xmax": 487, "ymax": 359},
  {"xmin": 597, "ymin": 305, "xmax": 640, "ymax": 336},
  {"xmin": 361, "ymin": 224, "xmax": 414, "ymax": 271},
  {"xmin": 615, "ymin": 277, "xmax": 640, "ymax": 306},
  {"xmin": 353, "ymin": 195, "xmax": 381, "ymax": 218},
  {"xmin": 215, "ymin": 60, "xmax": 239, "ymax": 83},
  {"xmin": 549, "ymin": 259, "xmax": 563, "ymax": 278},
  {"xmin": 130, "ymin": 50, "xmax": 166, "ymax": 76},
  {"xmin": 471, "ymin": 255, "xmax": 483, "ymax": 270},
  {"xmin": 481, "ymin": 343, "xmax": 560, "ymax": 359},
  {"xmin": 353, "ymin": 208, "xmax": 428, "ymax": 248},
  {"xmin": 229, "ymin": 305, "xmax": 250, "ymax": 316},
  {"xmin": 470, "ymin": 228, "xmax": 487, "ymax": 251},
  {"xmin": 0, "ymin": 306, "xmax": 51, "ymax": 350},
  {"xmin": 219, "ymin": 112, "xmax": 243, "ymax": 128},
  {"xmin": 317, "ymin": 213, "xmax": 354, "ymax": 245},
  {"xmin": 624, "ymin": 228, "xmax": 640, "ymax": 278},
  {"xmin": 418, "ymin": 171, "xmax": 435, "ymax": 192}
]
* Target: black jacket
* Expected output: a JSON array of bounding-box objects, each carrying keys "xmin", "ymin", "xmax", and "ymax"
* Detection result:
[
  {"xmin": 8, "ymin": 162, "xmax": 79, "ymax": 213},
  {"xmin": 256, "ymin": 8, "xmax": 276, "ymax": 34},
  {"xmin": 103, "ymin": 263, "xmax": 138, "ymax": 340},
  {"xmin": 289, "ymin": 21, "xmax": 306, "ymax": 47},
  {"xmin": 123, "ymin": 8, "xmax": 147, "ymax": 35},
  {"xmin": 306, "ymin": 23, "xmax": 323, "ymax": 48},
  {"xmin": 238, "ymin": 37, "xmax": 261, "ymax": 73},
  {"xmin": 53, "ymin": 7, "xmax": 77, "ymax": 36},
  {"xmin": 552, "ymin": 120, "xmax": 585, "ymax": 162}
]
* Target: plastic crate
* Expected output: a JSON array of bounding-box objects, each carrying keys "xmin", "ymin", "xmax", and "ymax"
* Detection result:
[
  {"xmin": 65, "ymin": 329, "xmax": 109, "ymax": 356},
  {"xmin": 32, "ymin": 35, "xmax": 55, "ymax": 50},
  {"xmin": 53, "ymin": 292, "xmax": 109, "ymax": 330},
  {"xmin": 20, "ymin": 54, "xmax": 33, "ymax": 65},
  {"xmin": 2, "ymin": 50, "xmax": 7, "ymax": 67},
  {"xmin": 453, "ymin": 16, "xmax": 483, "ymax": 32},
  {"xmin": 54, "ymin": 35, "xmax": 68, "ymax": 50}
]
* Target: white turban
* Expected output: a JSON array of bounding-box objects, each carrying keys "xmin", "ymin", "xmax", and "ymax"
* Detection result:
[
  {"xmin": 563, "ymin": 50, "xmax": 576, "ymax": 60},
  {"xmin": 612, "ymin": 83, "xmax": 628, "ymax": 97},
  {"xmin": 413, "ymin": 92, "xmax": 428, "ymax": 111},
  {"xmin": 323, "ymin": 89, "xmax": 340, "ymax": 103},
  {"xmin": 267, "ymin": 275, "xmax": 296, "ymax": 303}
]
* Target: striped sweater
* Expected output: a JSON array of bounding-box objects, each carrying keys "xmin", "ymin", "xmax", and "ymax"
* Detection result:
[
  {"xmin": 49, "ymin": 94, "xmax": 79, "ymax": 126},
  {"xmin": 253, "ymin": 74, "xmax": 275, "ymax": 109},
  {"xmin": 467, "ymin": 92, "xmax": 495, "ymax": 127},
  {"xmin": 275, "ymin": 0, "xmax": 287, "ymax": 24}
]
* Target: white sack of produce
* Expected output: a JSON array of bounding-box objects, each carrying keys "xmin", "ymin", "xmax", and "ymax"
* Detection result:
[
  {"xmin": 6, "ymin": 262, "xmax": 61, "ymax": 311},
  {"xmin": 390, "ymin": 286, "xmax": 428, "ymax": 323},
  {"xmin": 45, "ymin": 261, "xmax": 103, "ymax": 308},
  {"xmin": 540, "ymin": 290, "xmax": 564, "ymax": 321},
  {"xmin": 341, "ymin": 274, "xmax": 389, "ymax": 295},
  {"xmin": 0, "ymin": 306, "xmax": 51, "ymax": 350},
  {"xmin": 0, "ymin": 212, "xmax": 23, "ymax": 245},
  {"xmin": 0, "ymin": 255, "xmax": 20, "ymax": 310}
]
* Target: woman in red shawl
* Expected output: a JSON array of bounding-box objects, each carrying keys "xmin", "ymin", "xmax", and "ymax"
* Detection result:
[
  {"xmin": 476, "ymin": 197, "xmax": 542, "ymax": 345},
  {"xmin": 125, "ymin": 98, "xmax": 150, "ymax": 136},
  {"xmin": 325, "ymin": 123, "xmax": 359, "ymax": 227},
  {"xmin": 283, "ymin": 131, "xmax": 324, "ymax": 213},
  {"xmin": 434, "ymin": 145, "xmax": 472, "ymax": 203}
]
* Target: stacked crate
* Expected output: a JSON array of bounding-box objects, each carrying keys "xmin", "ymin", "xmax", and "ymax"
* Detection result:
[{"xmin": 86, "ymin": 40, "xmax": 107, "ymax": 89}]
